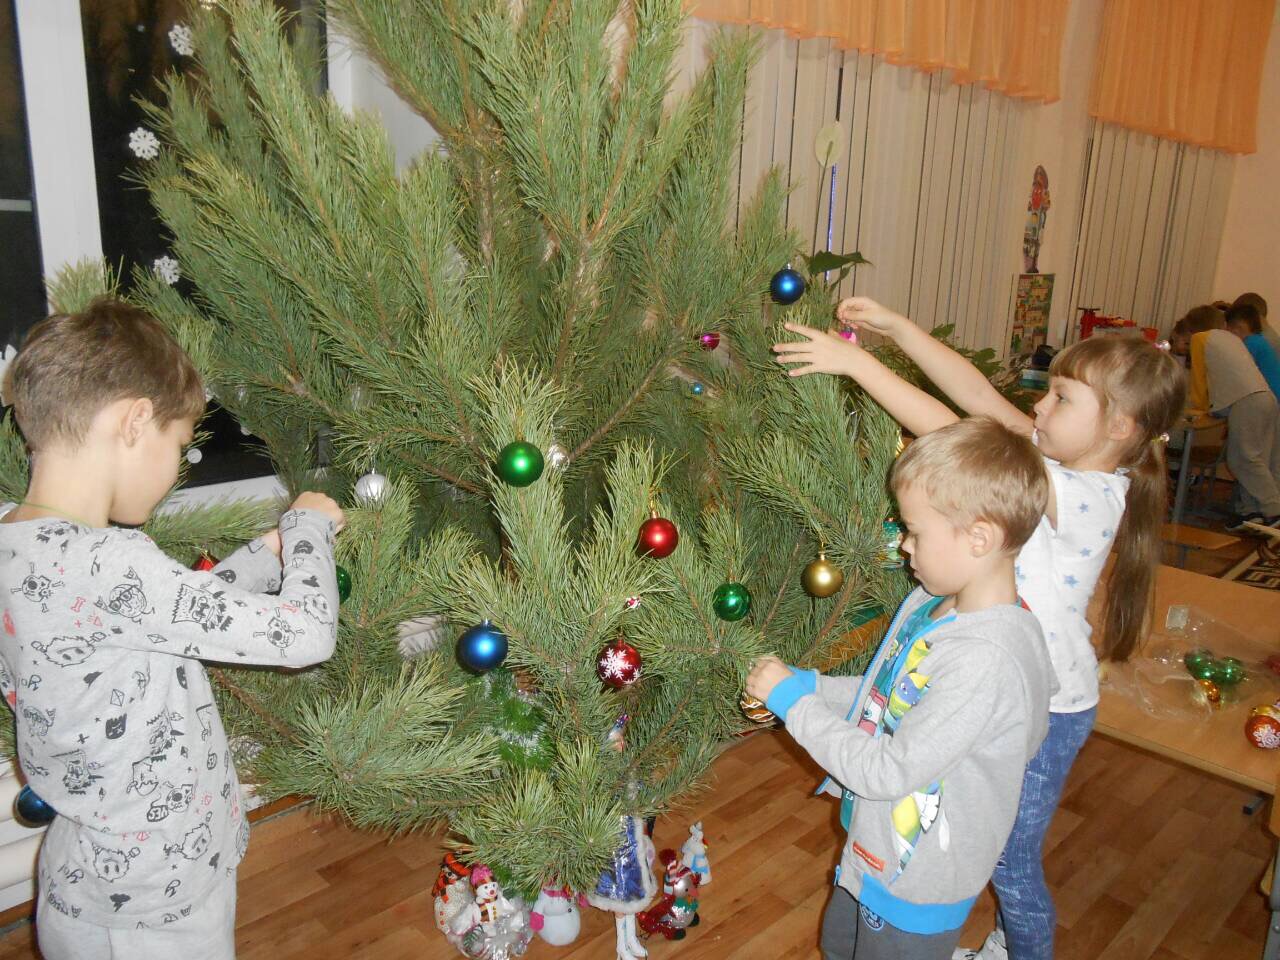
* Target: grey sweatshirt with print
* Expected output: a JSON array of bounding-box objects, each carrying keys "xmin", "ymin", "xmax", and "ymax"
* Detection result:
[
  {"xmin": 0, "ymin": 509, "xmax": 338, "ymax": 928},
  {"xmin": 784, "ymin": 588, "xmax": 1056, "ymax": 913}
]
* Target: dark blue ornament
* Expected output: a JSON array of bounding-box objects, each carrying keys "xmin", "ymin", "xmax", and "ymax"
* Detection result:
[
  {"xmin": 690, "ymin": 382, "xmax": 705, "ymax": 396},
  {"xmin": 458, "ymin": 620, "xmax": 509, "ymax": 672},
  {"xmin": 769, "ymin": 267, "xmax": 805, "ymax": 305},
  {"xmin": 14, "ymin": 785, "xmax": 56, "ymax": 826}
]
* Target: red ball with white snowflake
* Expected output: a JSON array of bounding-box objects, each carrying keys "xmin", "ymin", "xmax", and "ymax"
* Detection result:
[{"xmin": 597, "ymin": 639, "xmax": 642, "ymax": 689}]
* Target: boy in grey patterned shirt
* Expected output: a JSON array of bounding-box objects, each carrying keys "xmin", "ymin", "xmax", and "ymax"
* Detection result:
[{"xmin": 0, "ymin": 298, "xmax": 345, "ymax": 959}]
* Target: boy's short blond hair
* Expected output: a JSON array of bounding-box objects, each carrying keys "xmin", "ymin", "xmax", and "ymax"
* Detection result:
[
  {"xmin": 891, "ymin": 416, "xmax": 1048, "ymax": 552},
  {"xmin": 3, "ymin": 297, "xmax": 205, "ymax": 451}
]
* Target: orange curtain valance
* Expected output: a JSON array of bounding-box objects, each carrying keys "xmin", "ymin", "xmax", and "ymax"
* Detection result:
[
  {"xmin": 1089, "ymin": 0, "xmax": 1275, "ymax": 155},
  {"xmin": 691, "ymin": 0, "xmax": 1071, "ymax": 103}
]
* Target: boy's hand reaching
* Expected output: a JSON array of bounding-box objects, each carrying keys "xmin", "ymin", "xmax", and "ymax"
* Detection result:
[
  {"xmin": 835, "ymin": 296, "xmax": 908, "ymax": 338},
  {"xmin": 745, "ymin": 656, "xmax": 794, "ymax": 704},
  {"xmin": 773, "ymin": 323, "xmax": 863, "ymax": 377},
  {"xmin": 290, "ymin": 492, "xmax": 346, "ymax": 532}
]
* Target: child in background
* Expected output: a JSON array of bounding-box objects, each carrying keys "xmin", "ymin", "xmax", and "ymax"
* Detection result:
[
  {"xmin": 1232, "ymin": 292, "xmax": 1278, "ymax": 355},
  {"xmin": 0, "ymin": 298, "xmax": 345, "ymax": 960},
  {"xmin": 747, "ymin": 417, "xmax": 1056, "ymax": 960},
  {"xmin": 1225, "ymin": 302, "xmax": 1280, "ymax": 401},
  {"xmin": 774, "ymin": 299, "xmax": 1185, "ymax": 960},
  {"xmin": 1184, "ymin": 304, "xmax": 1280, "ymax": 530}
]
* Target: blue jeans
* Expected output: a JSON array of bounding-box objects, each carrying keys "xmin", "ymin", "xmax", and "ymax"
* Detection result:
[{"xmin": 992, "ymin": 707, "xmax": 1096, "ymax": 960}]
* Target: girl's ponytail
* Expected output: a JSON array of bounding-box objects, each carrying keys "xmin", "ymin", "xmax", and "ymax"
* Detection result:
[
  {"xmin": 1099, "ymin": 436, "xmax": 1166, "ymax": 661},
  {"xmin": 1050, "ymin": 337, "xmax": 1187, "ymax": 661}
]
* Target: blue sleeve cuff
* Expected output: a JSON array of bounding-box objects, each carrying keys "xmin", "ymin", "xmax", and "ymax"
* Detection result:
[{"xmin": 766, "ymin": 667, "xmax": 818, "ymax": 720}]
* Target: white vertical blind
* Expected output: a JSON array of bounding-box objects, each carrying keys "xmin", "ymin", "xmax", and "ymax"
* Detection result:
[
  {"xmin": 1063, "ymin": 121, "xmax": 1235, "ymax": 343},
  {"xmin": 683, "ymin": 21, "xmax": 1030, "ymax": 356}
]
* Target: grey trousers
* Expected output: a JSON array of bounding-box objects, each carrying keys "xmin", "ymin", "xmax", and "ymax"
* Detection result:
[
  {"xmin": 1225, "ymin": 391, "xmax": 1280, "ymax": 517},
  {"xmin": 36, "ymin": 869, "xmax": 236, "ymax": 960},
  {"xmin": 821, "ymin": 885, "xmax": 964, "ymax": 960}
]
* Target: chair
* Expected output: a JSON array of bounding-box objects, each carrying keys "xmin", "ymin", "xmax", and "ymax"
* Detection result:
[{"xmin": 1184, "ymin": 419, "xmax": 1229, "ymax": 515}]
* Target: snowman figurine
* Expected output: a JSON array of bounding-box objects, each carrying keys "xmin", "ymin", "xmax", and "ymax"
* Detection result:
[
  {"xmin": 679, "ymin": 821, "xmax": 710, "ymax": 886},
  {"xmin": 530, "ymin": 883, "xmax": 583, "ymax": 946},
  {"xmin": 453, "ymin": 864, "xmax": 523, "ymax": 938}
]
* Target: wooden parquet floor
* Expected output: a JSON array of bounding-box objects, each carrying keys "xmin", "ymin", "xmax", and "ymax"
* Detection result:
[{"xmin": 0, "ymin": 730, "xmax": 1270, "ymax": 959}]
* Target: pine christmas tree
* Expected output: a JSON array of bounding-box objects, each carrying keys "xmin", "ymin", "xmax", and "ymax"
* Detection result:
[{"xmin": 2, "ymin": 0, "xmax": 908, "ymax": 905}]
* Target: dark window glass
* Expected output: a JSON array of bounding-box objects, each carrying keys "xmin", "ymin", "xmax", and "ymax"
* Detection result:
[
  {"xmin": 0, "ymin": 0, "xmax": 47, "ymax": 351},
  {"xmin": 79, "ymin": 0, "xmax": 325, "ymax": 485}
]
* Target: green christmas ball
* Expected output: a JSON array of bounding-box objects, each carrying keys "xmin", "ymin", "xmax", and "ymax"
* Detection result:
[
  {"xmin": 1183, "ymin": 649, "xmax": 1216, "ymax": 681},
  {"xmin": 335, "ymin": 564, "xmax": 352, "ymax": 604},
  {"xmin": 712, "ymin": 582, "xmax": 752, "ymax": 622},
  {"xmin": 1210, "ymin": 656, "xmax": 1246, "ymax": 687},
  {"xmin": 495, "ymin": 441, "xmax": 545, "ymax": 487}
]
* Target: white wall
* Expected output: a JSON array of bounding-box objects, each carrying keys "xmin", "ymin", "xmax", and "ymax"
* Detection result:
[
  {"xmin": 1212, "ymin": 2, "xmax": 1280, "ymax": 314},
  {"xmin": 1009, "ymin": 0, "xmax": 1105, "ymax": 346},
  {"xmin": 326, "ymin": 29, "xmax": 441, "ymax": 171}
]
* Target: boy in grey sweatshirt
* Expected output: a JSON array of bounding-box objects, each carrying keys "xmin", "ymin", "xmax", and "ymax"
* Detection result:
[
  {"xmin": 0, "ymin": 299, "xmax": 346, "ymax": 960},
  {"xmin": 747, "ymin": 417, "xmax": 1057, "ymax": 960}
]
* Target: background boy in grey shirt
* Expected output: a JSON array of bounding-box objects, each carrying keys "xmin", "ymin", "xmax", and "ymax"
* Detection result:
[
  {"xmin": 747, "ymin": 417, "xmax": 1056, "ymax": 960},
  {"xmin": 0, "ymin": 298, "xmax": 345, "ymax": 959}
]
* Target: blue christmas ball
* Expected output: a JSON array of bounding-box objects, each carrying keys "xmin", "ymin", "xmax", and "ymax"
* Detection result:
[
  {"xmin": 14, "ymin": 785, "xmax": 56, "ymax": 826},
  {"xmin": 458, "ymin": 620, "xmax": 509, "ymax": 672},
  {"xmin": 691, "ymin": 382, "xmax": 705, "ymax": 396},
  {"xmin": 769, "ymin": 267, "xmax": 806, "ymax": 305}
]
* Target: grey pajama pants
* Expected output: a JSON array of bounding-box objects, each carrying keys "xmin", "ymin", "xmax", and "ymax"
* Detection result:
[
  {"xmin": 36, "ymin": 869, "xmax": 237, "ymax": 960},
  {"xmin": 1224, "ymin": 391, "xmax": 1280, "ymax": 517},
  {"xmin": 821, "ymin": 884, "xmax": 964, "ymax": 960}
]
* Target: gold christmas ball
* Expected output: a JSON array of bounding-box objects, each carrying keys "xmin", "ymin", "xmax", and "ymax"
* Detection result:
[{"xmin": 801, "ymin": 553, "xmax": 845, "ymax": 599}]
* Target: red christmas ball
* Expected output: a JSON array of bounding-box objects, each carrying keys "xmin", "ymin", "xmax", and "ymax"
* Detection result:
[
  {"xmin": 637, "ymin": 516, "xmax": 679, "ymax": 559},
  {"xmin": 698, "ymin": 331, "xmax": 721, "ymax": 351},
  {"xmin": 1246, "ymin": 712, "xmax": 1280, "ymax": 749},
  {"xmin": 597, "ymin": 639, "xmax": 642, "ymax": 688},
  {"xmin": 193, "ymin": 554, "xmax": 218, "ymax": 572}
]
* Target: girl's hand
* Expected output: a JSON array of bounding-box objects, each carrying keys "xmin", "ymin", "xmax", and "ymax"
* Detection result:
[
  {"xmin": 836, "ymin": 297, "xmax": 907, "ymax": 338},
  {"xmin": 745, "ymin": 656, "xmax": 794, "ymax": 704},
  {"xmin": 773, "ymin": 323, "xmax": 861, "ymax": 377}
]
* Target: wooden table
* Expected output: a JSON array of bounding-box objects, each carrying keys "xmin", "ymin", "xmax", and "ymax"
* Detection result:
[{"xmin": 1093, "ymin": 564, "xmax": 1280, "ymax": 956}]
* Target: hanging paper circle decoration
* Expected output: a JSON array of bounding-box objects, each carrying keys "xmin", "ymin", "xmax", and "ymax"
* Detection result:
[
  {"xmin": 712, "ymin": 582, "xmax": 752, "ymax": 622},
  {"xmin": 495, "ymin": 441, "xmax": 545, "ymax": 487},
  {"xmin": 769, "ymin": 268, "xmax": 805, "ymax": 305},
  {"xmin": 458, "ymin": 620, "xmax": 509, "ymax": 672}
]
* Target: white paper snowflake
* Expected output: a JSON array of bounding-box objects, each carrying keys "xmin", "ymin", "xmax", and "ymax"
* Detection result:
[
  {"xmin": 600, "ymin": 648, "xmax": 633, "ymax": 679},
  {"xmin": 0, "ymin": 344, "xmax": 16, "ymax": 405},
  {"xmin": 128, "ymin": 127, "xmax": 160, "ymax": 160},
  {"xmin": 168, "ymin": 23, "xmax": 194, "ymax": 56},
  {"xmin": 153, "ymin": 255, "xmax": 181, "ymax": 285}
]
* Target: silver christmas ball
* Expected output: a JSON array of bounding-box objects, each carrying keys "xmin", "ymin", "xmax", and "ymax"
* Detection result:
[
  {"xmin": 354, "ymin": 471, "xmax": 389, "ymax": 504},
  {"xmin": 185, "ymin": 447, "xmax": 203, "ymax": 465},
  {"xmin": 547, "ymin": 443, "xmax": 568, "ymax": 469}
]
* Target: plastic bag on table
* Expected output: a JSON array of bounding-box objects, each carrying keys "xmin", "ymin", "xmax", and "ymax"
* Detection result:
[{"xmin": 1099, "ymin": 605, "xmax": 1280, "ymax": 719}]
